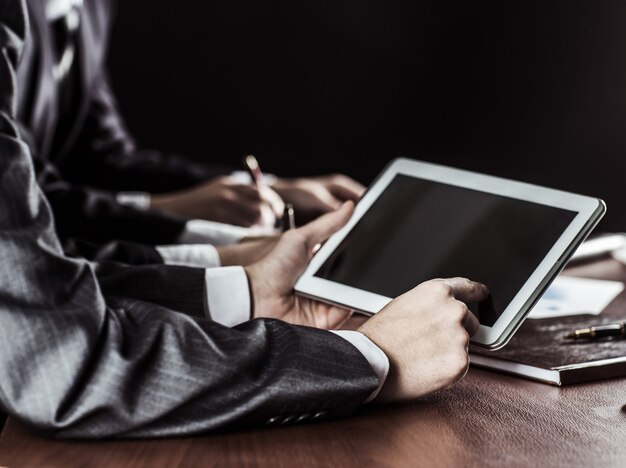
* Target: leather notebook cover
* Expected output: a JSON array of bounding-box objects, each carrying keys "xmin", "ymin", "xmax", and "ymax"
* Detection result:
[{"xmin": 470, "ymin": 314, "xmax": 626, "ymax": 385}]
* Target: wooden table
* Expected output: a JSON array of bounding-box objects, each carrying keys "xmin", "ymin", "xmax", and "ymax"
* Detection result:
[{"xmin": 1, "ymin": 259, "xmax": 626, "ymax": 467}]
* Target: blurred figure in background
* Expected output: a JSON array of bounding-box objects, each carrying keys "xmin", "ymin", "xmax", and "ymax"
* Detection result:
[{"xmin": 20, "ymin": 0, "xmax": 365, "ymax": 265}]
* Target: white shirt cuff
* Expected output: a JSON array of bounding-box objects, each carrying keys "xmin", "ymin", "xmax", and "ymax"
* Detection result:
[
  {"xmin": 156, "ymin": 244, "xmax": 221, "ymax": 268},
  {"xmin": 331, "ymin": 330, "xmax": 389, "ymax": 403},
  {"xmin": 204, "ymin": 266, "xmax": 250, "ymax": 327},
  {"xmin": 116, "ymin": 191, "xmax": 151, "ymax": 211},
  {"xmin": 180, "ymin": 219, "xmax": 276, "ymax": 246}
]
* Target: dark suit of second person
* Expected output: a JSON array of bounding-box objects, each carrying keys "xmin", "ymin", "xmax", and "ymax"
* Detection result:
[{"xmin": 18, "ymin": 0, "xmax": 232, "ymax": 248}]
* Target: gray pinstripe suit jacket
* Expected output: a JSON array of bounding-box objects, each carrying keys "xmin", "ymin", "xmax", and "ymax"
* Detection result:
[{"xmin": 0, "ymin": 0, "xmax": 378, "ymax": 438}]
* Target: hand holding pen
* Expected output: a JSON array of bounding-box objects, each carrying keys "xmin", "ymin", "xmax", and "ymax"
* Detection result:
[{"xmin": 243, "ymin": 154, "xmax": 295, "ymax": 230}]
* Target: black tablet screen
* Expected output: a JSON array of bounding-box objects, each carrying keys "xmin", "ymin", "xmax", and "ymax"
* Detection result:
[{"xmin": 314, "ymin": 174, "xmax": 577, "ymax": 326}]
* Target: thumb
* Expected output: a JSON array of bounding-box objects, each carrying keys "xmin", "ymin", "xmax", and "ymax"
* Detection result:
[{"xmin": 297, "ymin": 201, "xmax": 354, "ymax": 254}]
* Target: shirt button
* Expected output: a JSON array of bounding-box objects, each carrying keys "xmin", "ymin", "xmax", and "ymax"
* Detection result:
[
  {"xmin": 266, "ymin": 416, "xmax": 281, "ymax": 426},
  {"xmin": 296, "ymin": 413, "xmax": 311, "ymax": 422},
  {"xmin": 312, "ymin": 411, "xmax": 328, "ymax": 420}
]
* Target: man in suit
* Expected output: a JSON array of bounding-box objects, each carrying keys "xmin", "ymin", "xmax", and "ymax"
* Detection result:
[
  {"xmin": 19, "ymin": 0, "xmax": 338, "ymax": 327},
  {"xmin": 20, "ymin": 0, "xmax": 366, "ymax": 261},
  {"xmin": 0, "ymin": 0, "xmax": 484, "ymax": 438}
]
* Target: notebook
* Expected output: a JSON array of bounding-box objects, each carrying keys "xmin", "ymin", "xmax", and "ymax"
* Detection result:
[{"xmin": 470, "ymin": 314, "xmax": 626, "ymax": 385}]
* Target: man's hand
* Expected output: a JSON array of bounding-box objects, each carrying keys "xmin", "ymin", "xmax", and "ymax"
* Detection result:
[
  {"xmin": 244, "ymin": 202, "xmax": 355, "ymax": 329},
  {"xmin": 358, "ymin": 278, "xmax": 487, "ymax": 403},
  {"xmin": 216, "ymin": 236, "xmax": 278, "ymax": 266},
  {"xmin": 272, "ymin": 174, "xmax": 365, "ymax": 224},
  {"xmin": 150, "ymin": 176, "xmax": 285, "ymax": 228}
]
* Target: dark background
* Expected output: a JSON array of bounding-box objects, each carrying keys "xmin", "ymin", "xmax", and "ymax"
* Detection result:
[{"xmin": 109, "ymin": 0, "xmax": 626, "ymax": 230}]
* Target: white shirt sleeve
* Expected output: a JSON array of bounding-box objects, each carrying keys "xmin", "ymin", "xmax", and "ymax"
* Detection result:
[
  {"xmin": 156, "ymin": 244, "xmax": 222, "ymax": 268},
  {"xmin": 331, "ymin": 330, "xmax": 390, "ymax": 403}
]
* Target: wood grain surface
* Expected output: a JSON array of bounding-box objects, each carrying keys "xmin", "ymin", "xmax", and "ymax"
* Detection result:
[{"xmin": 1, "ymin": 259, "xmax": 625, "ymax": 467}]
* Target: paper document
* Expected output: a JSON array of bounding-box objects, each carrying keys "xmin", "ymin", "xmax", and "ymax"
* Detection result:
[
  {"xmin": 528, "ymin": 276, "xmax": 624, "ymax": 319},
  {"xmin": 570, "ymin": 233, "xmax": 626, "ymax": 263}
]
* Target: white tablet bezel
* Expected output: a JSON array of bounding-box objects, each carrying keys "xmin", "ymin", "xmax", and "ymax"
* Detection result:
[{"xmin": 294, "ymin": 157, "xmax": 606, "ymax": 349}]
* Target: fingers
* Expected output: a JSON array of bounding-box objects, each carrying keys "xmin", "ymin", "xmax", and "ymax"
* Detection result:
[
  {"xmin": 328, "ymin": 177, "xmax": 366, "ymax": 201},
  {"xmin": 297, "ymin": 201, "xmax": 354, "ymax": 253},
  {"xmin": 328, "ymin": 183, "xmax": 361, "ymax": 202},
  {"xmin": 319, "ymin": 198, "xmax": 343, "ymax": 213},
  {"xmin": 314, "ymin": 176, "xmax": 365, "ymax": 210},
  {"xmin": 440, "ymin": 277, "xmax": 489, "ymax": 304},
  {"xmin": 311, "ymin": 189, "xmax": 343, "ymax": 213},
  {"xmin": 225, "ymin": 200, "xmax": 266, "ymax": 227},
  {"xmin": 234, "ymin": 184, "xmax": 286, "ymax": 217},
  {"xmin": 258, "ymin": 185, "xmax": 286, "ymax": 217},
  {"xmin": 461, "ymin": 307, "xmax": 480, "ymax": 336},
  {"xmin": 437, "ymin": 277, "xmax": 483, "ymax": 336},
  {"xmin": 232, "ymin": 184, "xmax": 263, "ymax": 202},
  {"xmin": 227, "ymin": 185, "xmax": 285, "ymax": 226}
]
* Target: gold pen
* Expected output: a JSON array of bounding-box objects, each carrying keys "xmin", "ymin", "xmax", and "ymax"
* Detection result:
[{"xmin": 564, "ymin": 322, "xmax": 626, "ymax": 340}]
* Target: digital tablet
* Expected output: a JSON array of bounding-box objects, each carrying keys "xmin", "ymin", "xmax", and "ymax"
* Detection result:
[{"xmin": 294, "ymin": 158, "xmax": 606, "ymax": 349}]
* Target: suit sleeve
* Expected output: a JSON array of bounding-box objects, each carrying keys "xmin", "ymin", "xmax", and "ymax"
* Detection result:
[
  {"xmin": 63, "ymin": 239, "xmax": 208, "ymax": 317},
  {"xmin": 40, "ymin": 174, "xmax": 188, "ymax": 245},
  {"xmin": 63, "ymin": 238, "xmax": 164, "ymax": 265},
  {"xmin": 59, "ymin": 73, "xmax": 235, "ymax": 193},
  {"xmin": 95, "ymin": 261, "xmax": 208, "ymax": 318},
  {"xmin": 0, "ymin": 1, "xmax": 378, "ymax": 439}
]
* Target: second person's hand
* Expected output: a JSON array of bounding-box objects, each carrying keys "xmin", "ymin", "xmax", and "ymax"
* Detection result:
[
  {"xmin": 150, "ymin": 176, "xmax": 285, "ymax": 228},
  {"xmin": 271, "ymin": 174, "xmax": 365, "ymax": 224}
]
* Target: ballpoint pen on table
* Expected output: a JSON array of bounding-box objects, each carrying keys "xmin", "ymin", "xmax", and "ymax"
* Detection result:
[{"xmin": 564, "ymin": 321, "xmax": 626, "ymax": 340}]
